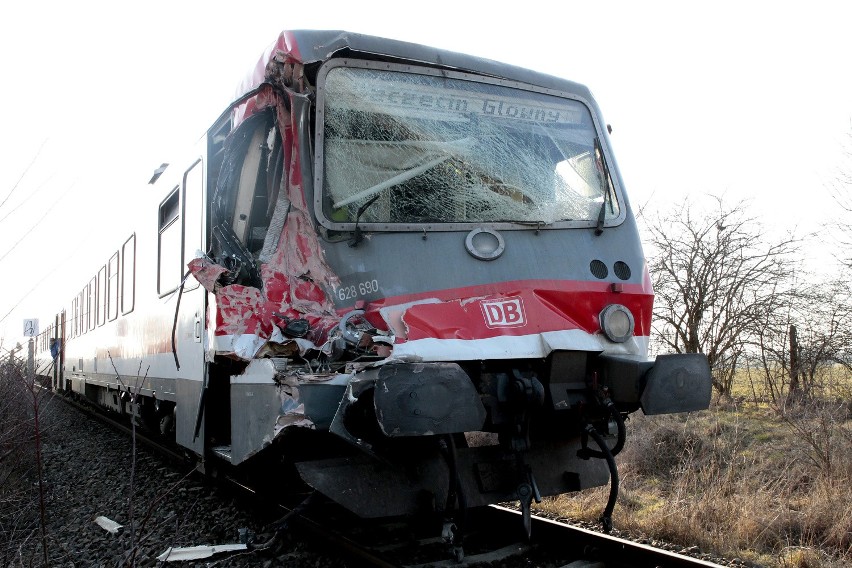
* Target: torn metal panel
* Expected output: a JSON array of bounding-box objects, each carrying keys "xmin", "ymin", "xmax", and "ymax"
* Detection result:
[
  {"xmin": 275, "ymin": 388, "xmax": 311, "ymax": 433},
  {"xmin": 156, "ymin": 544, "xmax": 247, "ymax": 562},
  {"xmin": 280, "ymin": 371, "xmax": 352, "ymax": 431},
  {"xmin": 187, "ymin": 257, "xmax": 228, "ymax": 293},
  {"xmin": 197, "ymin": 62, "xmax": 348, "ymax": 361},
  {"xmin": 94, "ymin": 516, "xmax": 123, "ymax": 534},
  {"xmin": 215, "ymin": 285, "xmax": 266, "ymax": 338},
  {"xmin": 230, "ymin": 358, "xmax": 278, "ymax": 385},
  {"xmin": 378, "ymin": 298, "xmax": 441, "ymax": 338},
  {"xmin": 274, "ymin": 374, "xmax": 344, "ymax": 434}
]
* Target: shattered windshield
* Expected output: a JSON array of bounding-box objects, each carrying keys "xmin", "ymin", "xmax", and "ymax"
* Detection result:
[{"xmin": 319, "ymin": 63, "xmax": 619, "ymax": 226}]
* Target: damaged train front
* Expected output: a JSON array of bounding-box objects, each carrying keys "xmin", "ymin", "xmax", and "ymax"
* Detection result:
[{"xmin": 189, "ymin": 46, "xmax": 712, "ymax": 535}]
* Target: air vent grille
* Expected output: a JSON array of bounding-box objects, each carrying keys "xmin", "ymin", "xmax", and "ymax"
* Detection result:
[{"xmin": 590, "ymin": 260, "xmax": 608, "ymax": 279}]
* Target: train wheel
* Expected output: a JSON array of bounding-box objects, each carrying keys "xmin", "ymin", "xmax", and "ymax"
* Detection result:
[{"xmin": 160, "ymin": 410, "xmax": 175, "ymax": 438}]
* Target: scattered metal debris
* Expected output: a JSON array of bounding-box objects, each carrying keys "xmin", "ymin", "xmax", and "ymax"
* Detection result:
[
  {"xmin": 93, "ymin": 516, "xmax": 123, "ymax": 534},
  {"xmin": 156, "ymin": 544, "xmax": 248, "ymax": 562}
]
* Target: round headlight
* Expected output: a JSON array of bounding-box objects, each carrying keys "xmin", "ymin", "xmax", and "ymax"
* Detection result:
[{"xmin": 600, "ymin": 304, "xmax": 635, "ymax": 343}]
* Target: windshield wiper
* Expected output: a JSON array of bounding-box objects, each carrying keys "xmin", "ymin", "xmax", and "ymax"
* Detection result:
[
  {"xmin": 502, "ymin": 220, "xmax": 552, "ymax": 232},
  {"xmin": 595, "ymin": 195, "xmax": 609, "ymax": 236},
  {"xmin": 349, "ymin": 194, "xmax": 381, "ymax": 248},
  {"xmin": 594, "ymin": 136, "xmax": 613, "ymax": 236}
]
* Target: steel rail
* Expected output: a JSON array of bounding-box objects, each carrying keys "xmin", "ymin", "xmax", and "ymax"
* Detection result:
[{"xmin": 492, "ymin": 504, "xmax": 730, "ymax": 568}]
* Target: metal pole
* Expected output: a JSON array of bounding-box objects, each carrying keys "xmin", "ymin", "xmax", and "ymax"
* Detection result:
[{"xmin": 28, "ymin": 338, "xmax": 35, "ymax": 378}]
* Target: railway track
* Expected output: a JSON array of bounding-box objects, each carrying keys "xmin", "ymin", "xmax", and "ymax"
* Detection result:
[
  {"xmin": 281, "ymin": 502, "xmax": 733, "ymax": 567},
  {"xmin": 54, "ymin": 389, "xmax": 732, "ymax": 568}
]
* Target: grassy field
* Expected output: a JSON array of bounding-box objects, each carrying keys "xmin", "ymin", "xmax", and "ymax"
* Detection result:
[{"xmin": 538, "ymin": 378, "xmax": 852, "ymax": 567}]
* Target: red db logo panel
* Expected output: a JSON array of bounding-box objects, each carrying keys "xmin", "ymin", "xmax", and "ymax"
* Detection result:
[{"xmin": 481, "ymin": 297, "xmax": 527, "ymax": 328}]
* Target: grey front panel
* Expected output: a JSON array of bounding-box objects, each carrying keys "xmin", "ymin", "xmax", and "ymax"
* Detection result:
[{"xmin": 324, "ymin": 223, "xmax": 644, "ymax": 309}]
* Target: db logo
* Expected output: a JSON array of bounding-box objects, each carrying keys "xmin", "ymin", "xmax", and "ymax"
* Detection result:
[{"xmin": 481, "ymin": 297, "xmax": 527, "ymax": 328}]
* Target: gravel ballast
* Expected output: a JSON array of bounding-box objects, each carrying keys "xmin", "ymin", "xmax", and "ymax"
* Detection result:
[{"xmin": 3, "ymin": 392, "xmax": 348, "ymax": 567}]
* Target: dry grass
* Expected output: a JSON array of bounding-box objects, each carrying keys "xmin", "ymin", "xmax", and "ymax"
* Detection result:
[
  {"xmin": 538, "ymin": 397, "xmax": 852, "ymax": 567},
  {"xmin": 732, "ymin": 363, "xmax": 852, "ymax": 406}
]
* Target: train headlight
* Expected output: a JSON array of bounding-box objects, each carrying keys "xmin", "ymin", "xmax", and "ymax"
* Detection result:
[{"xmin": 600, "ymin": 304, "xmax": 634, "ymax": 343}]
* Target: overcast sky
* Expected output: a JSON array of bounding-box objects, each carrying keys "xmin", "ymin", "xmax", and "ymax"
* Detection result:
[{"xmin": 1, "ymin": 1, "xmax": 851, "ymax": 343}]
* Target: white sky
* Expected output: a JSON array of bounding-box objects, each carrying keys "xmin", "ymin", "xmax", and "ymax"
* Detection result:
[{"xmin": 1, "ymin": 1, "xmax": 851, "ymax": 344}]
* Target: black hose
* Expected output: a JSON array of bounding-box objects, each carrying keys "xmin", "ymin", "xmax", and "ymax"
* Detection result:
[
  {"xmin": 170, "ymin": 269, "xmax": 193, "ymax": 371},
  {"xmin": 584, "ymin": 424, "xmax": 618, "ymax": 533},
  {"xmin": 581, "ymin": 399, "xmax": 626, "ymax": 459},
  {"xmin": 606, "ymin": 400, "xmax": 626, "ymax": 456}
]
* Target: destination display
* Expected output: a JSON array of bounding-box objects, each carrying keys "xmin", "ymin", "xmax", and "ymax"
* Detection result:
[{"xmin": 325, "ymin": 67, "xmax": 586, "ymax": 127}]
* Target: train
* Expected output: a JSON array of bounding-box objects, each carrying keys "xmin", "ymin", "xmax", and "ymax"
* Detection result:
[{"xmin": 35, "ymin": 29, "xmax": 711, "ymax": 539}]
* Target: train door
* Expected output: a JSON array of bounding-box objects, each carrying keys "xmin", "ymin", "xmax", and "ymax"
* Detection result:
[
  {"xmin": 174, "ymin": 160, "xmax": 207, "ymax": 455},
  {"xmin": 58, "ymin": 310, "xmax": 66, "ymax": 391},
  {"xmin": 51, "ymin": 314, "xmax": 60, "ymax": 390}
]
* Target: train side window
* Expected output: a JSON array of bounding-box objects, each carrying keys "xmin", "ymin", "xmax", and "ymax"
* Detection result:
[
  {"xmin": 71, "ymin": 297, "xmax": 77, "ymax": 338},
  {"xmin": 81, "ymin": 284, "xmax": 88, "ymax": 333},
  {"xmin": 88, "ymin": 277, "xmax": 96, "ymax": 331},
  {"xmin": 122, "ymin": 234, "xmax": 136, "ymax": 314},
  {"xmin": 78, "ymin": 290, "xmax": 85, "ymax": 335},
  {"xmin": 158, "ymin": 188, "xmax": 181, "ymax": 295},
  {"xmin": 97, "ymin": 265, "xmax": 106, "ymax": 326},
  {"xmin": 107, "ymin": 252, "xmax": 119, "ymax": 321}
]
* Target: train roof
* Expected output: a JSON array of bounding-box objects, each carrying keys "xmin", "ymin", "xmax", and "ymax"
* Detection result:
[{"xmin": 234, "ymin": 29, "xmax": 593, "ymax": 102}]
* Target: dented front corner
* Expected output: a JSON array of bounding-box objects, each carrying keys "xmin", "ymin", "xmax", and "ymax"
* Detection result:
[
  {"xmin": 228, "ymin": 358, "xmax": 356, "ymax": 465},
  {"xmin": 228, "ymin": 359, "xmax": 282, "ymax": 464}
]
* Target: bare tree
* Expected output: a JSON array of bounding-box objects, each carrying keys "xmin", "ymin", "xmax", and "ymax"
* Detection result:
[
  {"xmin": 786, "ymin": 279, "xmax": 852, "ymax": 400},
  {"xmin": 0, "ymin": 349, "xmax": 51, "ymax": 565},
  {"xmin": 744, "ymin": 273, "xmax": 852, "ymax": 405},
  {"xmin": 645, "ymin": 196, "xmax": 800, "ymax": 396}
]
